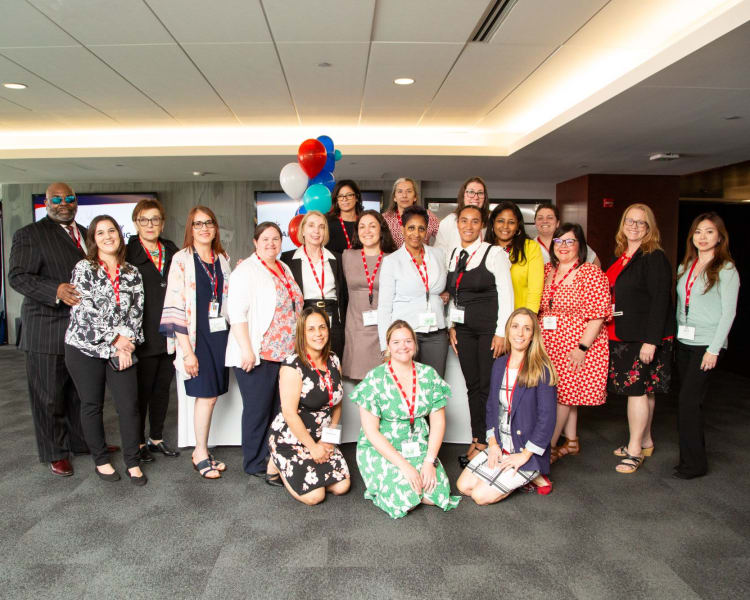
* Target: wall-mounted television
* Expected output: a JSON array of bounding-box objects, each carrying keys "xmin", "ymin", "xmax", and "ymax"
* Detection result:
[{"xmin": 32, "ymin": 192, "xmax": 159, "ymax": 241}]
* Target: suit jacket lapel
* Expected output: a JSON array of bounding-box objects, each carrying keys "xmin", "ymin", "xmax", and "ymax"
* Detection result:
[{"xmin": 43, "ymin": 216, "xmax": 85, "ymax": 255}]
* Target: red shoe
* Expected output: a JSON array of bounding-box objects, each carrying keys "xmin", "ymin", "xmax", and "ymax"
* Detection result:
[
  {"xmin": 534, "ymin": 475, "xmax": 553, "ymax": 495},
  {"xmin": 49, "ymin": 458, "xmax": 74, "ymax": 477}
]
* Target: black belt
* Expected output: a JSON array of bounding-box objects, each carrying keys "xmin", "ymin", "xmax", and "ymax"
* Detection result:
[{"xmin": 304, "ymin": 298, "xmax": 338, "ymax": 309}]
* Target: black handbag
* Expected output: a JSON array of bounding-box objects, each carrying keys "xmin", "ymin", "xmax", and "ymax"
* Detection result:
[{"xmin": 109, "ymin": 353, "xmax": 138, "ymax": 371}]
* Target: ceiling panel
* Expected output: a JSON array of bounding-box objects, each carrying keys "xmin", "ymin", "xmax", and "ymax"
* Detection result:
[
  {"xmin": 28, "ymin": 0, "xmax": 172, "ymax": 45},
  {"xmin": 147, "ymin": 0, "xmax": 271, "ymax": 43},
  {"xmin": 0, "ymin": 95, "xmax": 32, "ymax": 116},
  {"xmin": 491, "ymin": 0, "xmax": 609, "ymax": 47},
  {"xmin": 264, "ymin": 0, "xmax": 375, "ymax": 42},
  {"xmin": 0, "ymin": 0, "xmax": 78, "ymax": 48},
  {"xmin": 373, "ymin": 0, "xmax": 490, "ymax": 43},
  {"xmin": 277, "ymin": 42, "xmax": 369, "ymax": 124},
  {"xmin": 183, "ymin": 43, "xmax": 297, "ymax": 124},
  {"xmin": 0, "ymin": 46, "xmax": 169, "ymax": 116},
  {"xmin": 360, "ymin": 42, "xmax": 463, "ymax": 125},
  {"xmin": 420, "ymin": 42, "xmax": 555, "ymax": 126},
  {"xmin": 88, "ymin": 44, "xmax": 235, "ymax": 121}
]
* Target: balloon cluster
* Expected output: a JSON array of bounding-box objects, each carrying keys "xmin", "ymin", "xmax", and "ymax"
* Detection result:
[{"xmin": 279, "ymin": 135, "xmax": 343, "ymax": 246}]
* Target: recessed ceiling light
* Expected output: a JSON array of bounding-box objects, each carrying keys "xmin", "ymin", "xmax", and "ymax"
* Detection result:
[
  {"xmin": 192, "ymin": 171, "xmax": 204, "ymax": 176},
  {"xmin": 723, "ymin": 115, "xmax": 741, "ymax": 120},
  {"xmin": 3, "ymin": 82, "xmax": 27, "ymax": 90},
  {"xmin": 394, "ymin": 78, "xmax": 415, "ymax": 86}
]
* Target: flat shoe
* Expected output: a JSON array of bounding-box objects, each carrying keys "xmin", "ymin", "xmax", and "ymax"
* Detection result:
[
  {"xmin": 138, "ymin": 446, "xmax": 154, "ymax": 463},
  {"xmin": 147, "ymin": 439, "xmax": 180, "ymax": 457},
  {"xmin": 127, "ymin": 470, "xmax": 148, "ymax": 486},
  {"xmin": 265, "ymin": 473, "xmax": 283, "ymax": 487},
  {"xmin": 95, "ymin": 467, "xmax": 121, "ymax": 482},
  {"xmin": 457, "ymin": 454, "xmax": 470, "ymax": 468},
  {"xmin": 250, "ymin": 471, "xmax": 267, "ymax": 478},
  {"xmin": 672, "ymin": 470, "xmax": 705, "ymax": 480}
]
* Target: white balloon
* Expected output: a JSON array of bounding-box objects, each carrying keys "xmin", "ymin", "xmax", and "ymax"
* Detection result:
[{"xmin": 279, "ymin": 162, "xmax": 308, "ymax": 201}]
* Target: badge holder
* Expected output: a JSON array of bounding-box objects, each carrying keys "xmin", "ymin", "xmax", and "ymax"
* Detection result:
[
  {"xmin": 677, "ymin": 325, "xmax": 695, "ymax": 341},
  {"xmin": 542, "ymin": 315, "xmax": 557, "ymax": 330},
  {"xmin": 208, "ymin": 299, "xmax": 227, "ymax": 332},
  {"xmin": 400, "ymin": 422, "xmax": 421, "ymax": 459},
  {"xmin": 321, "ymin": 424, "xmax": 342, "ymax": 445},
  {"xmin": 450, "ymin": 305, "xmax": 465, "ymax": 324},
  {"xmin": 418, "ymin": 311, "xmax": 437, "ymax": 328},
  {"xmin": 362, "ymin": 310, "xmax": 378, "ymax": 327}
]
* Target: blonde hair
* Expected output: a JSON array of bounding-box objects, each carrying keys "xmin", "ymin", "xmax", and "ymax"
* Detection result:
[
  {"xmin": 502, "ymin": 308, "xmax": 558, "ymax": 387},
  {"xmin": 614, "ymin": 203, "xmax": 662, "ymax": 257},
  {"xmin": 298, "ymin": 210, "xmax": 330, "ymax": 246},
  {"xmin": 382, "ymin": 320, "xmax": 419, "ymax": 362}
]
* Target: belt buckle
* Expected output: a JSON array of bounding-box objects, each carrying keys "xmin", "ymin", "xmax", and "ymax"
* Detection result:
[{"xmin": 315, "ymin": 301, "xmax": 326, "ymax": 308}]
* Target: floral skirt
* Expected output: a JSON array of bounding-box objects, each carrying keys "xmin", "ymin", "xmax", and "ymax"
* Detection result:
[
  {"xmin": 607, "ymin": 338, "xmax": 673, "ymax": 396},
  {"xmin": 268, "ymin": 408, "xmax": 349, "ymax": 496}
]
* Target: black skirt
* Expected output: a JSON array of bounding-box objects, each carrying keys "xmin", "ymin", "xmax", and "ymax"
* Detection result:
[{"xmin": 607, "ymin": 338, "xmax": 673, "ymax": 396}]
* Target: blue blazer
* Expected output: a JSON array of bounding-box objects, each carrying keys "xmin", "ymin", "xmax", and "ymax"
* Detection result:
[{"xmin": 486, "ymin": 354, "xmax": 557, "ymax": 475}]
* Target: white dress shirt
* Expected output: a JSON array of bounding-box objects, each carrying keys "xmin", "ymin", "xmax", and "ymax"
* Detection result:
[
  {"xmin": 294, "ymin": 245, "xmax": 337, "ymax": 299},
  {"xmin": 445, "ymin": 238, "xmax": 514, "ymax": 337},
  {"xmin": 434, "ymin": 213, "xmax": 485, "ymax": 256},
  {"xmin": 377, "ymin": 244, "xmax": 447, "ymax": 350}
]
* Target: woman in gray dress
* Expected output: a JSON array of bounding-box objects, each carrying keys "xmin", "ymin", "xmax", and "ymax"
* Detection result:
[{"xmin": 342, "ymin": 210, "xmax": 396, "ymax": 379}]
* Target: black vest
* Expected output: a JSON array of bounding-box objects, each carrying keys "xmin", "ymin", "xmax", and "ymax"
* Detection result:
[{"xmin": 447, "ymin": 246, "xmax": 498, "ymax": 333}]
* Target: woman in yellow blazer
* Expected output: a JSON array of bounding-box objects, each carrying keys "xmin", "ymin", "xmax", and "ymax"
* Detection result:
[{"xmin": 485, "ymin": 201, "xmax": 544, "ymax": 312}]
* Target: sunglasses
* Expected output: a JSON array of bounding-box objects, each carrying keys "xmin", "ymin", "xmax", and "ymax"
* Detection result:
[{"xmin": 49, "ymin": 195, "xmax": 76, "ymax": 205}]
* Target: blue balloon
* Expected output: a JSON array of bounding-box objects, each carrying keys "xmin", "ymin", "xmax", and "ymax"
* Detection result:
[
  {"xmin": 334, "ymin": 149, "xmax": 342, "ymax": 161},
  {"xmin": 324, "ymin": 153, "xmax": 335, "ymax": 172},
  {"xmin": 303, "ymin": 183, "xmax": 332, "ymax": 213},
  {"xmin": 295, "ymin": 205, "xmax": 308, "ymax": 216},
  {"xmin": 311, "ymin": 169, "xmax": 335, "ymax": 192},
  {"xmin": 316, "ymin": 135, "xmax": 334, "ymax": 153}
]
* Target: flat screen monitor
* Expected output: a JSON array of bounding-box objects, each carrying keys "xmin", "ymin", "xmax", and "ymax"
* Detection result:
[
  {"xmin": 32, "ymin": 192, "xmax": 158, "ymax": 242},
  {"xmin": 256, "ymin": 191, "xmax": 382, "ymax": 252}
]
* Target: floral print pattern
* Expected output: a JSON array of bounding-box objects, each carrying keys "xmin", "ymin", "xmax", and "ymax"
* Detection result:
[
  {"xmin": 607, "ymin": 339, "xmax": 673, "ymax": 395},
  {"xmin": 259, "ymin": 276, "xmax": 303, "ymax": 362}
]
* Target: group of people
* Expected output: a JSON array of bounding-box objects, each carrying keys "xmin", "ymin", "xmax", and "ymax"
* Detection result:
[{"xmin": 9, "ymin": 178, "xmax": 739, "ymax": 516}]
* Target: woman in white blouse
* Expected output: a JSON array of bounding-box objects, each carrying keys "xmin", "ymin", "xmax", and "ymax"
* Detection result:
[
  {"xmin": 378, "ymin": 205, "xmax": 449, "ymax": 377},
  {"xmin": 226, "ymin": 222, "xmax": 303, "ymax": 484},
  {"xmin": 281, "ymin": 211, "xmax": 347, "ymax": 358},
  {"xmin": 434, "ymin": 177, "xmax": 489, "ymax": 255}
]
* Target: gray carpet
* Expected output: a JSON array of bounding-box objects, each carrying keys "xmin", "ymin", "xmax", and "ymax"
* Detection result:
[{"xmin": 1, "ymin": 345, "xmax": 748, "ymax": 600}]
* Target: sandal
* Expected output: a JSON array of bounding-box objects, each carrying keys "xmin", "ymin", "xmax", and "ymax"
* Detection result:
[
  {"xmin": 208, "ymin": 452, "xmax": 226, "ymax": 472},
  {"xmin": 616, "ymin": 453, "xmax": 643, "ymax": 474},
  {"xmin": 614, "ymin": 444, "xmax": 654, "ymax": 458},
  {"xmin": 556, "ymin": 438, "xmax": 579, "ymax": 459},
  {"xmin": 193, "ymin": 458, "xmax": 221, "ymax": 479},
  {"xmin": 550, "ymin": 445, "xmax": 560, "ymax": 464}
]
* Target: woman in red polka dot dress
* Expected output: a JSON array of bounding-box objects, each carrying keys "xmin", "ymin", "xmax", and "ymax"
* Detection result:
[{"xmin": 538, "ymin": 223, "xmax": 611, "ymax": 463}]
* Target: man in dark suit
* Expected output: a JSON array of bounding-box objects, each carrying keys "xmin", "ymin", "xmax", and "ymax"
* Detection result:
[{"xmin": 9, "ymin": 182, "xmax": 94, "ymax": 476}]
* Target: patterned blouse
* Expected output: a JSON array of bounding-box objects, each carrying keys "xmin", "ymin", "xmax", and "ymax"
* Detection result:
[
  {"xmin": 259, "ymin": 276, "xmax": 304, "ymax": 362},
  {"xmin": 383, "ymin": 209, "xmax": 440, "ymax": 248},
  {"xmin": 64, "ymin": 259, "xmax": 144, "ymax": 359}
]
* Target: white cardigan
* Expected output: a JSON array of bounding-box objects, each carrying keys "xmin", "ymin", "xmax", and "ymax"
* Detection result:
[{"xmin": 225, "ymin": 253, "xmax": 295, "ymax": 368}]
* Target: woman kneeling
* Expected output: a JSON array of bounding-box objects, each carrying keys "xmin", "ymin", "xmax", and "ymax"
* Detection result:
[{"xmin": 458, "ymin": 308, "xmax": 558, "ymax": 504}]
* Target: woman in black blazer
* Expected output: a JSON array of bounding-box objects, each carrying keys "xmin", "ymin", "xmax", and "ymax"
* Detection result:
[
  {"xmin": 281, "ymin": 210, "xmax": 348, "ymax": 358},
  {"xmin": 605, "ymin": 204, "xmax": 674, "ymax": 474},
  {"xmin": 126, "ymin": 199, "xmax": 180, "ymax": 463}
]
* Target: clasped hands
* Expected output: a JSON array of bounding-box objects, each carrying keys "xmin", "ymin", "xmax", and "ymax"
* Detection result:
[{"xmin": 400, "ymin": 460, "xmax": 437, "ymax": 495}]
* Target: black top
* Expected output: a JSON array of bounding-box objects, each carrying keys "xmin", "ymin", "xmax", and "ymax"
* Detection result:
[
  {"xmin": 446, "ymin": 246, "xmax": 499, "ymax": 333},
  {"xmin": 608, "ymin": 248, "xmax": 675, "ymax": 345},
  {"xmin": 125, "ymin": 235, "xmax": 179, "ymax": 357},
  {"xmin": 325, "ymin": 215, "xmax": 357, "ymax": 255}
]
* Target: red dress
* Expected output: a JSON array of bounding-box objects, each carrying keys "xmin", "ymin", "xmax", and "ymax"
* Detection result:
[{"xmin": 539, "ymin": 263, "xmax": 611, "ymax": 406}]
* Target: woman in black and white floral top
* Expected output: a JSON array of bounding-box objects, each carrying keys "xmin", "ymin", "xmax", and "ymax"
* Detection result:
[{"xmin": 64, "ymin": 215, "xmax": 147, "ymax": 486}]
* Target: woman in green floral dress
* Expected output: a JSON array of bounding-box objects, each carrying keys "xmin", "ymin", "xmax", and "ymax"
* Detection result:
[{"xmin": 350, "ymin": 319, "xmax": 460, "ymax": 519}]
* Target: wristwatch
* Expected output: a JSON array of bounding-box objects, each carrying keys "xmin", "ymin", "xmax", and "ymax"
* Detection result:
[
  {"xmin": 424, "ymin": 455, "xmax": 439, "ymax": 467},
  {"xmin": 578, "ymin": 342, "xmax": 589, "ymax": 352}
]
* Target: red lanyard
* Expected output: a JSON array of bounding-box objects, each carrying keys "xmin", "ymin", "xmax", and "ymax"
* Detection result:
[
  {"xmin": 196, "ymin": 249, "xmax": 218, "ymax": 300},
  {"xmin": 454, "ymin": 246, "xmax": 480, "ymax": 293},
  {"xmin": 140, "ymin": 238, "xmax": 163, "ymax": 274},
  {"xmin": 684, "ymin": 259, "xmax": 700, "ymax": 316},
  {"xmin": 307, "ymin": 354, "xmax": 334, "ymax": 407},
  {"xmin": 397, "ymin": 212, "xmax": 403, "ymax": 227},
  {"xmin": 259, "ymin": 257, "xmax": 297, "ymax": 311},
  {"xmin": 408, "ymin": 248, "xmax": 430, "ymax": 304},
  {"xmin": 338, "ymin": 217, "xmax": 352, "ymax": 250},
  {"xmin": 99, "ymin": 261, "xmax": 121, "ymax": 307},
  {"xmin": 361, "ymin": 250, "xmax": 383, "ymax": 305},
  {"xmin": 505, "ymin": 358, "xmax": 523, "ymax": 424},
  {"xmin": 388, "ymin": 360, "xmax": 417, "ymax": 428},
  {"xmin": 548, "ymin": 262, "xmax": 578, "ymax": 309},
  {"xmin": 304, "ymin": 247, "xmax": 326, "ymax": 298},
  {"xmin": 536, "ymin": 236, "xmax": 549, "ymax": 252}
]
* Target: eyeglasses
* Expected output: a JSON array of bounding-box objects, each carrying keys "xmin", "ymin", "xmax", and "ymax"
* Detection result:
[
  {"xmin": 465, "ymin": 190, "xmax": 485, "ymax": 199},
  {"xmin": 624, "ymin": 218, "xmax": 648, "ymax": 228},
  {"xmin": 136, "ymin": 217, "xmax": 162, "ymax": 226},
  {"xmin": 48, "ymin": 195, "xmax": 76, "ymax": 205},
  {"xmin": 192, "ymin": 219, "xmax": 216, "ymax": 230},
  {"xmin": 337, "ymin": 192, "xmax": 357, "ymax": 201},
  {"xmin": 552, "ymin": 238, "xmax": 577, "ymax": 247}
]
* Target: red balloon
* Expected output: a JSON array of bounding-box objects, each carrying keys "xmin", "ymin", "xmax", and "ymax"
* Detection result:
[
  {"xmin": 288, "ymin": 214, "xmax": 304, "ymax": 247},
  {"xmin": 297, "ymin": 139, "xmax": 327, "ymax": 178}
]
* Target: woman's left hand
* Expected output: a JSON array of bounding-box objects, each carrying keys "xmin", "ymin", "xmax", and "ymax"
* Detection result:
[
  {"xmin": 490, "ymin": 335, "xmax": 505, "ymax": 359},
  {"xmin": 499, "ymin": 452, "xmax": 529, "ymax": 474},
  {"xmin": 320, "ymin": 442, "xmax": 335, "ymax": 454},
  {"xmin": 116, "ymin": 349, "xmax": 132, "ymax": 371},
  {"xmin": 639, "ymin": 343, "xmax": 656, "ymax": 365},
  {"xmin": 701, "ymin": 352, "xmax": 718, "ymax": 371},
  {"xmin": 420, "ymin": 461, "xmax": 437, "ymax": 494},
  {"xmin": 566, "ymin": 348, "xmax": 586, "ymax": 372}
]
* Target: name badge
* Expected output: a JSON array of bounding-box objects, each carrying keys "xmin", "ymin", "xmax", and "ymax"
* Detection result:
[
  {"xmin": 209, "ymin": 317, "xmax": 227, "ymax": 333},
  {"xmin": 208, "ymin": 300, "xmax": 220, "ymax": 318},
  {"xmin": 677, "ymin": 325, "xmax": 696, "ymax": 341},
  {"xmin": 400, "ymin": 441, "xmax": 421, "ymax": 459},
  {"xmin": 450, "ymin": 306, "xmax": 465, "ymax": 324},
  {"xmin": 542, "ymin": 316, "xmax": 558, "ymax": 330},
  {"xmin": 418, "ymin": 311, "xmax": 437, "ymax": 328},
  {"xmin": 362, "ymin": 310, "xmax": 378, "ymax": 327},
  {"xmin": 321, "ymin": 425, "xmax": 342, "ymax": 445},
  {"xmin": 612, "ymin": 304, "xmax": 623, "ymax": 317}
]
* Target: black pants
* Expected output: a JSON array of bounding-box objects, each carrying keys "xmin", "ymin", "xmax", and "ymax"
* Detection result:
[
  {"xmin": 416, "ymin": 329, "xmax": 449, "ymax": 378},
  {"xmin": 64, "ymin": 345, "xmax": 141, "ymax": 469},
  {"xmin": 455, "ymin": 327, "xmax": 495, "ymax": 440},
  {"xmin": 676, "ymin": 342, "xmax": 716, "ymax": 476},
  {"xmin": 136, "ymin": 352, "xmax": 175, "ymax": 442},
  {"xmin": 25, "ymin": 351, "xmax": 88, "ymax": 462},
  {"xmin": 235, "ymin": 361, "xmax": 280, "ymax": 475}
]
